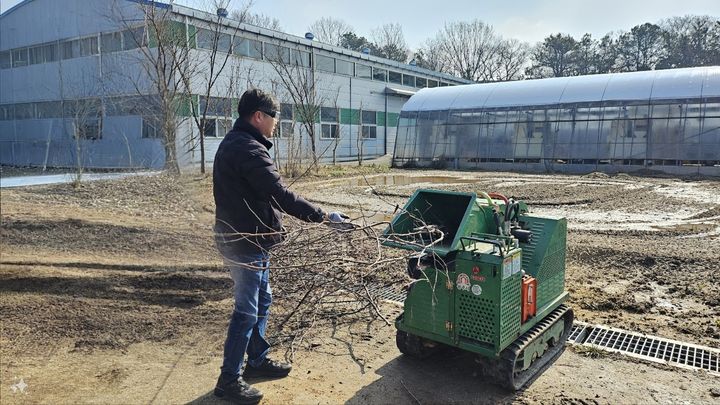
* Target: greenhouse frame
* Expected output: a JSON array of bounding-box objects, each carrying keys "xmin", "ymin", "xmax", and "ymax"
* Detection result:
[{"xmin": 393, "ymin": 66, "xmax": 720, "ymax": 176}]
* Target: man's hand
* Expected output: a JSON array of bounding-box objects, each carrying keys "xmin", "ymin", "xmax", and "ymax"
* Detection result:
[
  {"xmin": 327, "ymin": 212, "xmax": 349, "ymax": 223},
  {"xmin": 325, "ymin": 212, "xmax": 354, "ymax": 230}
]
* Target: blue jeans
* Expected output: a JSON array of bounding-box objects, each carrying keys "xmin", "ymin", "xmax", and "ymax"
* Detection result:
[{"xmin": 220, "ymin": 252, "xmax": 272, "ymax": 377}]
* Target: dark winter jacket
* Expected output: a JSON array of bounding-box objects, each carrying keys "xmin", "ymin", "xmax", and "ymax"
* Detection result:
[{"xmin": 213, "ymin": 119, "xmax": 325, "ymax": 256}]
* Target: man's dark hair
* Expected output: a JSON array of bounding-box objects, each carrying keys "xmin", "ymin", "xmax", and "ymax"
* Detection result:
[{"xmin": 237, "ymin": 88, "xmax": 279, "ymax": 120}]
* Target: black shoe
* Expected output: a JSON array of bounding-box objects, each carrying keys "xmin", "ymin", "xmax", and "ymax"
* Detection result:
[
  {"xmin": 243, "ymin": 358, "xmax": 292, "ymax": 379},
  {"xmin": 214, "ymin": 374, "xmax": 263, "ymax": 404}
]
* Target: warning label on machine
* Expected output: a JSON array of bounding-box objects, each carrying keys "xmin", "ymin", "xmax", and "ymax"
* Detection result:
[
  {"xmin": 503, "ymin": 252, "xmax": 522, "ymax": 279},
  {"xmin": 512, "ymin": 252, "xmax": 522, "ymax": 274},
  {"xmin": 503, "ymin": 257, "xmax": 512, "ymax": 279}
]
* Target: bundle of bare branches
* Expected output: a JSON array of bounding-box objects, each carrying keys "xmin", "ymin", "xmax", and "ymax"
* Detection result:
[{"xmin": 216, "ymin": 205, "xmax": 448, "ymax": 360}]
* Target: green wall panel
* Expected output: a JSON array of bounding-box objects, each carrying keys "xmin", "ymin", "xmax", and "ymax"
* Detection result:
[
  {"xmin": 341, "ymin": 108, "xmax": 360, "ymax": 125},
  {"xmin": 387, "ymin": 112, "xmax": 399, "ymax": 127},
  {"xmin": 377, "ymin": 111, "xmax": 386, "ymax": 126}
]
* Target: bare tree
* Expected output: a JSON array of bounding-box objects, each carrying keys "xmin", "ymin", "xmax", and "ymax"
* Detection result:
[
  {"xmin": 178, "ymin": 0, "xmax": 250, "ymax": 174},
  {"xmin": 413, "ymin": 38, "xmax": 446, "ymax": 72},
  {"xmin": 109, "ymin": 0, "xmax": 197, "ymax": 173},
  {"xmin": 356, "ymin": 101, "xmax": 365, "ymax": 166},
  {"xmin": 268, "ymin": 80, "xmax": 305, "ymax": 177},
  {"xmin": 371, "ymin": 23, "xmax": 409, "ymax": 62},
  {"xmin": 54, "ymin": 46, "xmax": 103, "ymax": 184},
  {"xmin": 328, "ymin": 87, "xmax": 344, "ymax": 165},
  {"xmin": 487, "ymin": 38, "xmax": 529, "ymax": 81},
  {"xmin": 264, "ymin": 45, "xmax": 324, "ymax": 170},
  {"xmin": 308, "ymin": 17, "xmax": 354, "ymax": 47},
  {"xmin": 230, "ymin": 7, "xmax": 282, "ymax": 31},
  {"xmin": 418, "ymin": 20, "xmax": 505, "ymax": 82}
]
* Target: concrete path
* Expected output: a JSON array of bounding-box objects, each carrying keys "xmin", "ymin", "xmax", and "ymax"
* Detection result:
[{"xmin": 0, "ymin": 171, "xmax": 161, "ymax": 188}]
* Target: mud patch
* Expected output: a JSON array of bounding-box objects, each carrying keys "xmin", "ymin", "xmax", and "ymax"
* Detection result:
[
  {"xmin": 1, "ymin": 217, "xmax": 215, "ymax": 258},
  {"xmin": 0, "ymin": 268, "xmax": 234, "ymax": 353}
]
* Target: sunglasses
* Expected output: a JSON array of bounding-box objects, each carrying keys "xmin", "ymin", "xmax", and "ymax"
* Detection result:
[{"xmin": 259, "ymin": 109, "xmax": 279, "ymax": 119}]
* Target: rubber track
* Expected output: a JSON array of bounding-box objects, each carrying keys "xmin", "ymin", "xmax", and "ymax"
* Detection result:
[{"xmin": 499, "ymin": 304, "xmax": 574, "ymax": 390}]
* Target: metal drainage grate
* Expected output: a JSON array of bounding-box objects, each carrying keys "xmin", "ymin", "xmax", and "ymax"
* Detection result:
[
  {"xmin": 567, "ymin": 321, "xmax": 592, "ymax": 344},
  {"xmin": 367, "ymin": 284, "xmax": 720, "ymax": 376},
  {"xmin": 568, "ymin": 323, "xmax": 720, "ymax": 376},
  {"xmin": 364, "ymin": 284, "xmax": 407, "ymax": 304}
]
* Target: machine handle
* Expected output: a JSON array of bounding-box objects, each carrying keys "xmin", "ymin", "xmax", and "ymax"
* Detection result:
[{"xmin": 459, "ymin": 236, "xmax": 505, "ymax": 256}]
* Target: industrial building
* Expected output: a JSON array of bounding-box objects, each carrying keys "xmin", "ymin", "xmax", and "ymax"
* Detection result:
[
  {"xmin": 394, "ymin": 67, "xmax": 720, "ymax": 176},
  {"xmin": 0, "ymin": 0, "xmax": 470, "ymax": 170}
]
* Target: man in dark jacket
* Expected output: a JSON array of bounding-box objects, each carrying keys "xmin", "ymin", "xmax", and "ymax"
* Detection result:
[{"xmin": 213, "ymin": 89, "xmax": 346, "ymax": 404}]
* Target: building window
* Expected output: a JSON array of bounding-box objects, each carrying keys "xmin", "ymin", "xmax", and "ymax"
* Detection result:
[
  {"xmin": 43, "ymin": 43, "xmax": 58, "ymax": 62},
  {"xmin": 199, "ymin": 96, "xmax": 233, "ymax": 118},
  {"xmin": 12, "ymin": 48, "xmax": 28, "ymax": 67},
  {"xmin": 427, "ymin": 79, "xmax": 438, "ymax": 88},
  {"xmin": 202, "ymin": 119, "xmax": 217, "ymax": 138},
  {"xmin": 336, "ymin": 59, "xmax": 353, "ymax": 75},
  {"xmin": 356, "ymin": 63, "xmax": 371, "ymax": 79},
  {"xmin": 361, "ymin": 126, "xmax": 377, "ymax": 139},
  {"xmin": 0, "ymin": 104, "xmax": 13, "ymax": 120},
  {"xmin": 27, "ymin": 43, "xmax": 58, "ymax": 64},
  {"xmin": 321, "ymin": 106, "xmax": 339, "ymax": 139},
  {"xmin": 76, "ymin": 118, "xmax": 102, "ymax": 141},
  {"xmin": 232, "ymin": 37, "xmax": 262, "ymax": 59},
  {"xmin": 388, "ymin": 71, "xmax": 402, "ymax": 84},
  {"xmin": 123, "ymin": 27, "xmax": 145, "ymax": 50},
  {"xmin": 29, "ymin": 46, "xmax": 43, "ymax": 65},
  {"xmin": 0, "ymin": 51, "xmax": 11, "ymax": 69},
  {"xmin": 79, "ymin": 36, "xmax": 99, "ymax": 57},
  {"xmin": 416, "ymin": 77, "xmax": 427, "ymax": 88},
  {"xmin": 315, "ymin": 54, "xmax": 334, "ymax": 73},
  {"xmin": 101, "ymin": 32, "xmax": 123, "ymax": 53},
  {"xmin": 292, "ymin": 50, "xmax": 311, "ymax": 67},
  {"xmin": 264, "ymin": 43, "xmax": 290, "ymax": 64},
  {"xmin": 196, "ymin": 29, "xmax": 230, "ymax": 52},
  {"xmin": 402, "ymin": 74, "xmax": 415, "ymax": 87},
  {"xmin": 217, "ymin": 33, "xmax": 232, "ymax": 53},
  {"xmin": 321, "ymin": 123, "xmax": 339, "ymax": 139},
  {"xmin": 321, "ymin": 106, "xmax": 338, "ymax": 122},
  {"xmin": 14, "ymin": 103, "xmax": 34, "ymax": 120},
  {"xmin": 362, "ymin": 110, "xmax": 377, "ymax": 138},
  {"xmin": 281, "ymin": 103, "xmax": 294, "ymax": 120},
  {"xmin": 362, "ymin": 110, "xmax": 376, "ymax": 125},
  {"xmin": 217, "ymin": 119, "xmax": 233, "ymax": 136},
  {"xmin": 248, "ymin": 39, "xmax": 263, "ymax": 59},
  {"xmin": 373, "ymin": 67, "xmax": 387, "ymax": 82},
  {"xmin": 276, "ymin": 103, "xmax": 294, "ymax": 138},
  {"xmin": 196, "ymin": 29, "xmax": 214, "ymax": 50},
  {"xmin": 36, "ymin": 101, "xmax": 62, "ymax": 119},
  {"xmin": 61, "ymin": 40, "xmax": 79, "ymax": 60},
  {"xmin": 142, "ymin": 118, "xmax": 163, "ymax": 138},
  {"xmin": 278, "ymin": 121, "xmax": 294, "ymax": 138}
]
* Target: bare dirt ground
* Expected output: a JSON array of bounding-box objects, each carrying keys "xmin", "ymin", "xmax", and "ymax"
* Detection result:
[{"xmin": 2, "ymin": 168, "xmax": 720, "ymax": 404}]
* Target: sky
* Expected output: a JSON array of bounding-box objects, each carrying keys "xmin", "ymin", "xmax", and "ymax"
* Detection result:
[{"xmin": 2, "ymin": 0, "xmax": 719, "ymax": 49}]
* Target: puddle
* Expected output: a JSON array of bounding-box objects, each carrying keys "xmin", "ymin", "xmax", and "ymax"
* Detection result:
[{"xmin": 340, "ymin": 175, "xmax": 477, "ymax": 187}]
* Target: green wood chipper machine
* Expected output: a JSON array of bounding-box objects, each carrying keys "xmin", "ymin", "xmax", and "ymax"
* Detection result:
[{"xmin": 382, "ymin": 189, "xmax": 573, "ymax": 390}]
